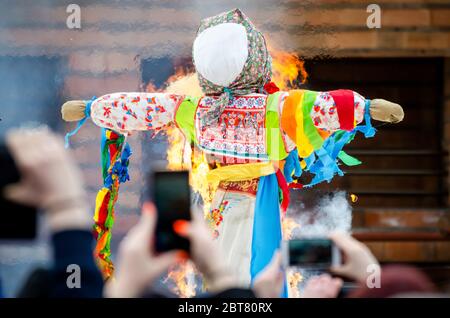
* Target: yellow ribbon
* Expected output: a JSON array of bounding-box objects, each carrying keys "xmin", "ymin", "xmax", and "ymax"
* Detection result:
[
  {"xmin": 93, "ymin": 187, "xmax": 109, "ymax": 223},
  {"xmin": 281, "ymin": 90, "xmax": 314, "ymax": 158},
  {"xmin": 295, "ymin": 91, "xmax": 315, "ymax": 158},
  {"xmin": 206, "ymin": 162, "xmax": 276, "ymax": 185}
]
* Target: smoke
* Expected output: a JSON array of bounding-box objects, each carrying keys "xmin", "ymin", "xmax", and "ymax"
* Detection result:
[
  {"xmin": 297, "ymin": 191, "xmax": 351, "ymax": 237},
  {"xmin": 288, "ymin": 190, "xmax": 352, "ymax": 238}
]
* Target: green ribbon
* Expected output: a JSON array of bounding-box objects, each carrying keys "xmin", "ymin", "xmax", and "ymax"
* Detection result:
[
  {"xmin": 266, "ymin": 92, "xmax": 288, "ymax": 161},
  {"xmin": 302, "ymin": 91, "xmax": 323, "ymax": 150}
]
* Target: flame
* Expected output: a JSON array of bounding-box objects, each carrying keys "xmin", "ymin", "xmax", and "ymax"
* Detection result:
[
  {"xmin": 165, "ymin": 125, "xmax": 186, "ymax": 171},
  {"xmin": 350, "ymin": 193, "xmax": 358, "ymax": 203},
  {"xmin": 282, "ymin": 216, "xmax": 300, "ymax": 240},
  {"xmin": 145, "ymin": 81, "xmax": 159, "ymax": 94},
  {"xmin": 287, "ymin": 269, "xmax": 303, "ymax": 298},
  {"xmin": 270, "ymin": 48, "xmax": 308, "ymax": 90},
  {"xmin": 164, "ymin": 262, "xmax": 197, "ymax": 298},
  {"xmin": 282, "ymin": 216, "xmax": 302, "ymax": 298},
  {"xmin": 165, "ymin": 70, "xmax": 203, "ymax": 97},
  {"xmin": 190, "ymin": 151, "xmax": 214, "ymax": 214}
]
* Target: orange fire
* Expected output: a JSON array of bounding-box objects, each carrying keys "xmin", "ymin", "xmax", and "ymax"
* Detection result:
[
  {"xmin": 165, "ymin": 125, "xmax": 187, "ymax": 171},
  {"xmin": 282, "ymin": 216, "xmax": 302, "ymax": 298},
  {"xmin": 270, "ymin": 48, "xmax": 308, "ymax": 90},
  {"xmin": 282, "ymin": 216, "xmax": 300, "ymax": 240},
  {"xmin": 287, "ymin": 269, "xmax": 303, "ymax": 298},
  {"xmin": 163, "ymin": 262, "xmax": 197, "ymax": 298}
]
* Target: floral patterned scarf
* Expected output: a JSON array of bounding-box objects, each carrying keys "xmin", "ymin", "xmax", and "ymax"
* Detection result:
[{"xmin": 194, "ymin": 8, "xmax": 272, "ymax": 125}]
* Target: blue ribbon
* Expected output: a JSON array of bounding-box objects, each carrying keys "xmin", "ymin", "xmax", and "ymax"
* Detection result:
[
  {"xmin": 301, "ymin": 99, "xmax": 376, "ymax": 187},
  {"xmin": 283, "ymin": 148, "xmax": 302, "ymax": 183},
  {"xmin": 354, "ymin": 99, "xmax": 376, "ymax": 138},
  {"xmin": 64, "ymin": 96, "xmax": 96, "ymax": 148},
  {"xmin": 103, "ymin": 142, "xmax": 132, "ymax": 188},
  {"xmin": 304, "ymin": 152, "xmax": 315, "ymax": 170},
  {"xmin": 251, "ymin": 174, "xmax": 287, "ymax": 297}
]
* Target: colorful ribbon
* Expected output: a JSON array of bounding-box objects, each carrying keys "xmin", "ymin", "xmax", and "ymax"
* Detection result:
[
  {"xmin": 275, "ymin": 169, "xmax": 290, "ymax": 213},
  {"xmin": 281, "ymin": 93, "xmax": 376, "ymax": 188},
  {"xmin": 93, "ymin": 129, "xmax": 132, "ymax": 279},
  {"xmin": 303, "ymin": 99, "xmax": 375, "ymax": 187},
  {"xmin": 251, "ymin": 173, "xmax": 287, "ymax": 297},
  {"xmin": 283, "ymin": 148, "xmax": 302, "ymax": 183},
  {"xmin": 329, "ymin": 90, "xmax": 355, "ymax": 131}
]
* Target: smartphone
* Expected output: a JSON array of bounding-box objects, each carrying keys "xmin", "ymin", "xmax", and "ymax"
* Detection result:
[
  {"xmin": 0, "ymin": 143, "xmax": 37, "ymax": 239},
  {"xmin": 151, "ymin": 169, "xmax": 191, "ymax": 253},
  {"xmin": 282, "ymin": 238, "xmax": 341, "ymax": 269}
]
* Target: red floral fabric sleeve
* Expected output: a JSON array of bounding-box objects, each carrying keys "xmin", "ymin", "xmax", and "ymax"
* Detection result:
[
  {"xmin": 309, "ymin": 90, "xmax": 366, "ymax": 132},
  {"xmin": 90, "ymin": 92, "xmax": 184, "ymax": 133}
]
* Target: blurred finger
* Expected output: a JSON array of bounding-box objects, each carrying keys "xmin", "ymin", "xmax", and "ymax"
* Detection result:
[
  {"xmin": 269, "ymin": 251, "xmax": 282, "ymax": 271},
  {"xmin": 173, "ymin": 219, "xmax": 190, "ymax": 238},
  {"xmin": 256, "ymin": 252, "xmax": 280, "ymax": 280},
  {"xmin": 191, "ymin": 208, "xmax": 208, "ymax": 224},
  {"xmin": 6, "ymin": 128, "xmax": 53, "ymax": 169},
  {"xmin": 317, "ymin": 273, "xmax": 331, "ymax": 283},
  {"xmin": 329, "ymin": 263, "xmax": 350, "ymax": 277},
  {"xmin": 329, "ymin": 232, "xmax": 357, "ymax": 251},
  {"xmin": 147, "ymin": 250, "xmax": 182, "ymax": 279},
  {"xmin": 139, "ymin": 202, "xmax": 157, "ymax": 243},
  {"xmin": 6, "ymin": 132, "xmax": 35, "ymax": 168},
  {"xmin": 308, "ymin": 276, "xmax": 320, "ymax": 284},
  {"xmin": 3, "ymin": 183, "xmax": 37, "ymax": 206},
  {"xmin": 332, "ymin": 277, "xmax": 344, "ymax": 289}
]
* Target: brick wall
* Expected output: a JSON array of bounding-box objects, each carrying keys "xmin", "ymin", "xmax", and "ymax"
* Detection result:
[
  {"xmin": 2, "ymin": 0, "xmax": 450, "ymax": 59},
  {"xmin": 1, "ymin": 0, "xmax": 450, "ymax": 237}
]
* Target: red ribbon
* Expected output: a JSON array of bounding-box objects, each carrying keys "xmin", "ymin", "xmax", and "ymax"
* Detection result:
[
  {"xmin": 329, "ymin": 89, "xmax": 355, "ymax": 131},
  {"xmin": 264, "ymin": 82, "xmax": 280, "ymax": 94},
  {"xmin": 275, "ymin": 169, "xmax": 290, "ymax": 213}
]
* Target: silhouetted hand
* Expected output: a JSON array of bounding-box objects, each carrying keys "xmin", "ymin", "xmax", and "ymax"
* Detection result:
[
  {"xmin": 302, "ymin": 274, "xmax": 343, "ymax": 298},
  {"xmin": 104, "ymin": 203, "xmax": 181, "ymax": 298},
  {"xmin": 4, "ymin": 127, "xmax": 90, "ymax": 231},
  {"xmin": 329, "ymin": 232, "xmax": 379, "ymax": 284},
  {"xmin": 252, "ymin": 251, "xmax": 284, "ymax": 298}
]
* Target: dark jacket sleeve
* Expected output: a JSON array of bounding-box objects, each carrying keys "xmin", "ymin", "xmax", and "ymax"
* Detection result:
[{"xmin": 49, "ymin": 230, "xmax": 103, "ymax": 298}]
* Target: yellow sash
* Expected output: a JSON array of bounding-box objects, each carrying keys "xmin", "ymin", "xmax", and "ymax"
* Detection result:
[{"xmin": 207, "ymin": 162, "xmax": 276, "ymax": 184}]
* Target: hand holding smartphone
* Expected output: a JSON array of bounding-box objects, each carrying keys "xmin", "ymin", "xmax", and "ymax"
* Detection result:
[
  {"xmin": 282, "ymin": 238, "xmax": 341, "ymax": 269},
  {"xmin": 149, "ymin": 168, "xmax": 191, "ymax": 254}
]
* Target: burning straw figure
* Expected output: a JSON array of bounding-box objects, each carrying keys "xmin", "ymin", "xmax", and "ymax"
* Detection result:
[{"xmin": 61, "ymin": 9, "xmax": 404, "ymax": 293}]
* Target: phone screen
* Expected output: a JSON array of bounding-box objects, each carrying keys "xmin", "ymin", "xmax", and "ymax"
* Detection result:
[
  {"xmin": 288, "ymin": 238, "xmax": 334, "ymax": 268},
  {"xmin": 0, "ymin": 144, "xmax": 37, "ymax": 240},
  {"xmin": 153, "ymin": 170, "xmax": 191, "ymax": 253},
  {"xmin": 0, "ymin": 197, "xmax": 37, "ymax": 239}
]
